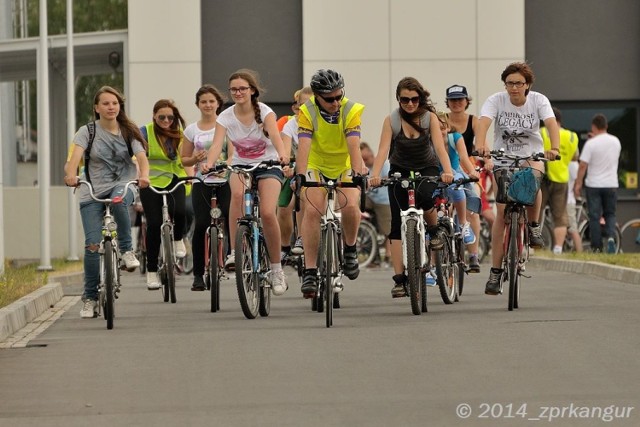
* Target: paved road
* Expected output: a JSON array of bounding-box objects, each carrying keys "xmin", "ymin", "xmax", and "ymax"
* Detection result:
[{"xmin": 1, "ymin": 264, "xmax": 639, "ymax": 427}]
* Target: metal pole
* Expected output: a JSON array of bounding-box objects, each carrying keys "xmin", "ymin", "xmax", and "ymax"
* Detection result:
[
  {"xmin": 66, "ymin": 0, "xmax": 79, "ymax": 261},
  {"xmin": 37, "ymin": 0, "xmax": 52, "ymax": 271}
]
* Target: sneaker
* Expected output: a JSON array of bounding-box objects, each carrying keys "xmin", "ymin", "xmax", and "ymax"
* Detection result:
[
  {"xmin": 343, "ymin": 246, "xmax": 360, "ymax": 280},
  {"xmin": 606, "ymin": 237, "xmax": 616, "ymax": 254},
  {"xmin": 391, "ymin": 274, "xmax": 407, "ymax": 298},
  {"xmin": 271, "ymin": 270, "xmax": 288, "ymax": 296},
  {"xmin": 146, "ymin": 271, "xmax": 161, "ymax": 290},
  {"xmin": 462, "ymin": 222, "xmax": 476, "ymax": 245},
  {"xmin": 191, "ymin": 275, "xmax": 206, "ymax": 291},
  {"xmin": 528, "ymin": 223, "xmax": 545, "ymax": 249},
  {"xmin": 425, "ymin": 271, "xmax": 437, "ymax": 287},
  {"xmin": 468, "ymin": 254, "xmax": 481, "ymax": 273},
  {"xmin": 280, "ymin": 251, "xmax": 289, "ymax": 265},
  {"xmin": 121, "ymin": 250, "xmax": 140, "ymax": 272},
  {"xmin": 80, "ymin": 299, "xmax": 98, "ymax": 318},
  {"xmin": 291, "ymin": 236, "xmax": 304, "ymax": 255},
  {"xmin": 553, "ymin": 245, "xmax": 562, "ymax": 255},
  {"xmin": 174, "ymin": 239, "xmax": 187, "ymax": 258},
  {"xmin": 224, "ymin": 250, "xmax": 235, "ymax": 272},
  {"xmin": 484, "ymin": 268, "xmax": 503, "ymax": 295},
  {"xmin": 301, "ymin": 269, "xmax": 317, "ymax": 299}
]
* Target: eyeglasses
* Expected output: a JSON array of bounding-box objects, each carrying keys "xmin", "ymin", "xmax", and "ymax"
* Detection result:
[
  {"xmin": 505, "ymin": 81, "xmax": 526, "ymax": 88},
  {"xmin": 157, "ymin": 115, "xmax": 175, "ymax": 122},
  {"xmin": 318, "ymin": 92, "xmax": 344, "ymax": 104},
  {"xmin": 229, "ymin": 86, "xmax": 251, "ymax": 94},
  {"xmin": 399, "ymin": 96, "xmax": 420, "ymax": 105}
]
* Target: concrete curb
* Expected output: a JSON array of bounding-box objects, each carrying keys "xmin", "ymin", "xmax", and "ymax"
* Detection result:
[
  {"xmin": 0, "ymin": 282, "xmax": 64, "ymax": 342},
  {"xmin": 0, "ymin": 271, "xmax": 84, "ymax": 343},
  {"xmin": 529, "ymin": 257, "xmax": 640, "ymax": 285}
]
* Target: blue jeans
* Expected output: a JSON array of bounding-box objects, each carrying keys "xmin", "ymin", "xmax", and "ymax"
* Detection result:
[
  {"xmin": 79, "ymin": 186, "xmax": 135, "ymax": 300},
  {"xmin": 585, "ymin": 186, "xmax": 617, "ymax": 252}
]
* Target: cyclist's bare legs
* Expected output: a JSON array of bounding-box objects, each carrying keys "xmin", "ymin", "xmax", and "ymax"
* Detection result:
[
  {"xmin": 258, "ymin": 177, "xmax": 284, "ymax": 263},
  {"xmin": 335, "ymin": 187, "xmax": 361, "ymax": 246},
  {"xmin": 389, "ymin": 239, "xmax": 403, "ymax": 275},
  {"xmin": 491, "ymin": 203, "xmax": 507, "ymax": 269},
  {"xmin": 301, "ymin": 187, "xmax": 328, "ymax": 269},
  {"xmin": 227, "ymin": 173, "xmax": 246, "ymax": 253},
  {"xmin": 278, "ymin": 198, "xmax": 294, "ymax": 247}
]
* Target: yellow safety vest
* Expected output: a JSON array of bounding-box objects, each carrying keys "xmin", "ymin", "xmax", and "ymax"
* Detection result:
[
  {"xmin": 541, "ymin": 127, "xmax": 578, "ymax": 183},
  {"xmin": 146, "ymin": 123, "xmax": 187, "ymax": 188}
]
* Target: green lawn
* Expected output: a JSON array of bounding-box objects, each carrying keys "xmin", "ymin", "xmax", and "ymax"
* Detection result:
[{"xmin": 535, "ymin": 250, "xmax": 640, "ymax": 270}]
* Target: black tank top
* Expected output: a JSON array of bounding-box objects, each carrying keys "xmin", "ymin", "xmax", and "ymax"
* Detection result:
[
  {"xmin": 460, "ymin": 114, "xmax": 475, "ymax": 156},
  {"xmin": 389, "ymin": 129, "xmax": 438, "ymax": 171}
]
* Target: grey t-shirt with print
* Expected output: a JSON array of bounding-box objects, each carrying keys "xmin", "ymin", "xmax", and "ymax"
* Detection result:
[{"xmin": 73, "ymin": 122, "xmax": 145, "ymax": 203}]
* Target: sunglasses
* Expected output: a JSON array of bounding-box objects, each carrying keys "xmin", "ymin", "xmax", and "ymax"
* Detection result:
[
  {"xmin": 157, "ymin": 115, "xmax": 175, "ymax": 122},
  {"xmin": 399, "ymin": 96, "xmax": 420, "ymax": 105},
  {"xmin": 318, "ymin": 92, "xmax": 344, "ymax": 104}
]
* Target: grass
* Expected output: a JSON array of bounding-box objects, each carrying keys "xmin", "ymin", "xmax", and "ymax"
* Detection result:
[
  {"xmin": 0, "ymin": 259, "xmax": 83, "ymax": 309},
  {"xmin": 535, "ymin": 250, "xmax": 640, "ymax": 270}
]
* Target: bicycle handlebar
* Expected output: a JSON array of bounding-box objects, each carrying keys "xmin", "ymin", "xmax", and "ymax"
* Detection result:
[
  {"xmin": 472, "ymin": 149, "xmax": 560, "ymax": 162},
  {"xmin": 294, "ymin": 174, "xmax": 368, "ymax": 213},
  {"xmin": 380, "ymin": 174, "xmax": 478, "ymax": 189},
  {"xmin": 75, "ymin": 179, "xmax": 138, "ymax": 204},
  {"xmin": 146, "ymin": 175, "xmax": 197, "ymax": 195}
]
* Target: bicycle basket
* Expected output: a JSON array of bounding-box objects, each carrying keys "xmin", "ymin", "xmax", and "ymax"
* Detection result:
[
  {"xmin": 507, "ymin": 168, "xmax": 541, "ymax": 206},
  {"xmin": 494, "ymin": 169, "xmax": 512, "ymax": 204}
]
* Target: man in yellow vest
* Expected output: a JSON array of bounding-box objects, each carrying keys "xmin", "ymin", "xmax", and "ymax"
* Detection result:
[
  {"xmin": 539, "ymin": 107, "xmax": 579, "ymax": 254},
  {"xmin": 295, "ymin": 69, "xmax": 367, "ymax": 299}
]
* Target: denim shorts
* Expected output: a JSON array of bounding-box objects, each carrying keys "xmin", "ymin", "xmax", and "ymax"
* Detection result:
[{"xmin": 249, "ymin": 165, "xmax": 285, "ymax": 184}]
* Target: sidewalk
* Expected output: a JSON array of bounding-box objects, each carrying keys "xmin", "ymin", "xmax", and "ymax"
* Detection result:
[{"xmin": 528, "ymin": 256, "xmax": 640, "ymax": 285}]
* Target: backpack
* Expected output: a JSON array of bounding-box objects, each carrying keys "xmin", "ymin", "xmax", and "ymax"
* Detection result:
[
  {"xmin": 507, "ymin": 167, "xmax": 541, "ymax": 206},
  {"xmin": 389, "ymin": 109, "xmax": 430, "ymax": 157},
  {"xmin": 84, "ymin": 121, "xmax": 134, "ymax": 183}
]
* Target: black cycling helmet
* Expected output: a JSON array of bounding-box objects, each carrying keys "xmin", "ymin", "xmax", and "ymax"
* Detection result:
[{"xmin": 310, "ymin": 69, "xmax": 344, "ymax": 94}]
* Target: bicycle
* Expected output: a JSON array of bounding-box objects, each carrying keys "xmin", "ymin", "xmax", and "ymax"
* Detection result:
[
  {"xmin": 356, "ymin": 211, "xmax": 384, "ymax": 269},
  {"xmin": 485, "ymin": 150, "xmax": 552, "ymax": 311},
  {"xmin": 620, "ymin": 216, "xmax": 640, "ymax": 253},
  {"xmin": 379, "ymin": 172, "xmax": 439, "ymax": 315},
  {"xmin": 296, "ymin": 174, "xmax": 366, "ymax": 327},
  {"xmin": 231, "ymin": 160, "xmax": 283, "ymax": 319},
  {"xmin": 431, "ymin": 176, "xmax": 479, "ymax": 303},
  {"xmin": 200, "ymin": 165, "xmax": 230, "ymax": 313},
  {"xmin": 146, "ymin": 176, "xmax": 194, "ymax": 304},
  {"xmin": 135, "ymin": 208, "xmax": 147, "ymax": 275},
  {"xmin": 76, "ymin": 179, "xmax": 138, "ymax": 330}
]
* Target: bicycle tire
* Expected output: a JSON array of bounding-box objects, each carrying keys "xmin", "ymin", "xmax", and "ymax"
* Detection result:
[
  {"xmin": 315, "ymin": 231, "xmax": 326, "ymax": 313},
  {"xmin": 579, "ymin": 220, "xmax": 622, "ymax": 253},
  {"xmin": 507, "ymin": 211, "xmax": 519, "ymax": 311},
  {"xmin": 620, "ymin": 219, "xmax": 640, "ymax": 253},
  {"xmin": 137, "ymin": 226, "xmax": 147, "ymax": 275},
  {"xmin": 104, "ymin": 240, "xmax": 115, "ymax": 330},
  {"xmin": 356, "ymin": 219, "xmax": 378, "ymax": 268},
  {"xmin": 405, "ymin": 217, "xmax": 423, "ymax": 315},
  {"xmin": 209, "ymin": 227, "xmax": 219, "ymax": 312},
  {"xmin": 258, "ymin": 238, "xmax": 271, "ymax": 317},
  {"xmin": 324, "ymin": 226, "xmax": 336, "ymax": 327},
  {"xmin": 162, "ymin": 226, "xmax": 177, "ymax": 304},
  {"xmin": 235, "ymin": 224, "xmax": 259, "ymax": 319},
  {"xmin": 435, "ymin": 236, "xmax": 457, "ymax": 304},
  {"xmin": 421, "ymin": 243, "xmax": 428, "ymax": 313},
  {"xmin": 455, "ymin": 236, "xmax": 465, "ymax": 300}
]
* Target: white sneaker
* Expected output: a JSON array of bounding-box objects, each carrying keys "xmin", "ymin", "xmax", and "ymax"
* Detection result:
[
  {"xmin": 271, "ymin": 269, "xmax": 288, "ymax": 296},
  {"xmin": 174, "ymin": 239, "xmax": 187, "ymax": 258},
  {"xmin": 291, "ymin": 237, "xmax": 304, "ymax": 255},
  {"xmin": 121, "ymin": 250, "xmax": 140, "ymax": 271},
  {"xmin": 80, "ymin": 299, "xmax": 98, "ymax": 318},
  {"xmin": 146, "ymin": 271, "xmax": 161, "ymax": 290},
  {"xmin": 224, "ymin": 250, "xmax": 235, "ymax": 271},
  {"xmin": 553, "ymin": 245, "xmax": 562, "ymax": 255}
]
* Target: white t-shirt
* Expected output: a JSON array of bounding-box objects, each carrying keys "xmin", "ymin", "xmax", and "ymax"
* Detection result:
[
  {"xmin": 567, "ymin": 160, "xmax": 579, "ymax": 205},
  {"xmin": 580, "ymin": 133, "xmax": 621, "ymax": 188},
  {"xmin": 183, "ymin": 121, "xmax": 226, "ymax": 183},
  {"xmin": 217, "ymin": 102, "xmax": 278, "ymax": 165},
  {"xmin": 480, "ymin": 91, "xmax": 554, "ymax": 159},
  {"xmin": 282, "ymin": 116, "xmax": 299, "ymax": 156}
]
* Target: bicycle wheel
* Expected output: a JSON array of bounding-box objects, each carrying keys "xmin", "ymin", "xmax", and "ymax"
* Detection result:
[
  {"xmin": 208, "ymin": 226, "xmax": 219, "ymax": 313},
  {"xmin": 324, "ymin": 227, "xmax": 336, "ymax": 327},
  {"xmin": 258, "ymin": 237, "xmax": 271, "ymax": 317},
  {"xmin": 405, "ymin": 217, "xmax": 423, "ymax": 315},
  {"xmin": 137, "ymin": 226, "xmax": 147, "ymax": 275},
  {"xmin": 235, "ymin": 224, "xmax": 259, "ymax": 319},
  {"xmin": 103, "ymin": 240, "xmax": 115, "ymax": 330},
  {"xmin": 455, "ymin": 236, "xmax": 465, "ymax": 300},
  {"xmin": 620, "ymin": 219, "xmax": 640, "ymax": 253},
  {"xmin": 162, "ymin": 226, "xmax": 177, "ymax": 303},
  {"xmin": 435, "ymin": 236, "xmax": 458, "ymax": 305},
  {"xmin": 356, "ymin": 219, "xmax": 378, "ymax": 268},
  {"xmin": 507, "ymin": 211, "xmax": 520, "ymax": 311},
  {"xmin": 541, "ymin": 222, "xmax": 554, "ymax": 251},
  {"xmin": 579, "ymin": 221, "xmax": 622, "ymax": 253}
]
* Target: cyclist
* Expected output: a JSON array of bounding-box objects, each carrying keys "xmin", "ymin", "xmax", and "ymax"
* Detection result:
[
  {"xmin": 277, "ymin": 86, "xmax": 313, "ymax": 262},
  {"xmin": 181, "ymin": 84, "xmax": 233, "ymax": 291},
  {"xmin": 294, "ymin": 69, "xmax": 367, "ymax": 299},
  {"xmin": 64, "ymin": 86, "xmax": 150, "ymax": 318},
  {"xmin": 369, "ymin": 77, "xmax": 454, "ymax": 298},
  {"xmin": 204, "ymin": 69, "xmax": 290, "ymax": 296},
  {"xmin": 139, "ymin": 99, "xmax": 190, "ymax": 291},
  {"xmin": 475, "ymin": 62, "xmax": 560, "ymax": 295}
]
